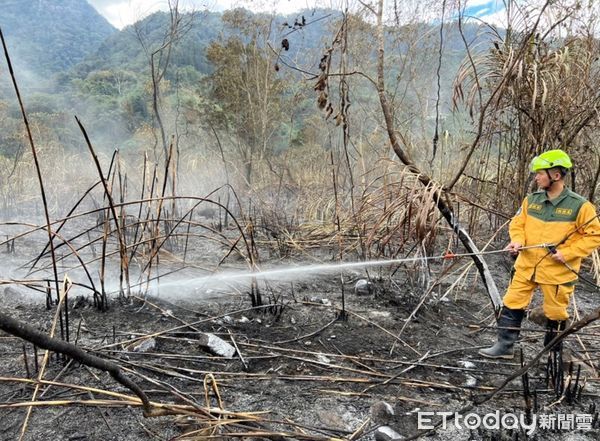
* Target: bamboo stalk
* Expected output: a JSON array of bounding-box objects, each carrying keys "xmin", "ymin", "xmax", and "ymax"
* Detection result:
[
  {"xmin": 75, "ymin": 118, "xmax": 131, "ymax": 298},
  {"xmin": 15, "ymin": 276, "xmax": 71, "ymax": 440},
  {"xmin": 0, "ymin": 27, "xmax": 63, "ymax": 338}
]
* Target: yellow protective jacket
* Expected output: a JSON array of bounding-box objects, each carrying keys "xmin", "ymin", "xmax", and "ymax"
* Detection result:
[{"xmin": 510, "ymin": 187, "xmax": 600, "ymax": 284}]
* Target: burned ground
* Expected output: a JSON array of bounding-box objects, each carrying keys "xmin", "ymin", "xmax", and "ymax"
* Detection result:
[{"xmin": 0, "ymin": 248, "xmax": 598, "ymax": 441}]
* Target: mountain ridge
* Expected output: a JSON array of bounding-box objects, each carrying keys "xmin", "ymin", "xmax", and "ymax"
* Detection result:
[{"xmin": 0, "ymin": 0, "xmax": 116, "ymax": 83}]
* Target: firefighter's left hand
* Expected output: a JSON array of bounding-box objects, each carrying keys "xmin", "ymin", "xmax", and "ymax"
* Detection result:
[{"xmin": 551, "ymin": 249, "xmax": 566, "ymax": 263}]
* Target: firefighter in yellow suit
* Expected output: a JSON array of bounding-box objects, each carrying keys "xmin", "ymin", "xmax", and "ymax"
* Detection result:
[{"xmin": 480, "ymin": 149, "xmax": 600, "ymax": 359}]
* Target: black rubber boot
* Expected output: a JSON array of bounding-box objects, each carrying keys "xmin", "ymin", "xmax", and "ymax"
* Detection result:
[
  {"xmin": 544, "ymin": 320, "xmax": 566, "ymax": 352},
  {"xmin": 479, "ymin": 306, "xmax": 525, "ymax": 359}
]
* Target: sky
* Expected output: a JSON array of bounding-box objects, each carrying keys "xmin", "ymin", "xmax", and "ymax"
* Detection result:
[
  {"xmin": 87, "ymin": 0, "xmax": 508, "ymax": 29},
  {"xmin": 462, "ymin": 0, "xmax": 507, "ymax": 27}
]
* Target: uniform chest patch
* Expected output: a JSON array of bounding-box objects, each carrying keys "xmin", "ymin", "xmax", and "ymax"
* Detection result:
[
  {"xmin": 528, "ymin": 203, "xmax": 543, "ymax": 212},
  {"xmin": 555, "ymin": 208, "xmax": 573, "ymax": 216}
]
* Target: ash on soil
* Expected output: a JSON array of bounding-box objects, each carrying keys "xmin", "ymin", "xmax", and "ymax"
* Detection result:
[{"xmin": 0, "ymin": 255, "xmax": 598, "ymax": 440}]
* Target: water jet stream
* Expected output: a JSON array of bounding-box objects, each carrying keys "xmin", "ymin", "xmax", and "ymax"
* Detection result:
[{"xmin": 114, "ymin": 245, "xmax": 541, "ymax": 297}]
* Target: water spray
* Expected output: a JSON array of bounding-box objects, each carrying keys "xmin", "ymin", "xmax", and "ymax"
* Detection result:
[{"xmin": 133, "ymin": 243, "xmax": 553, "ymax": 296}]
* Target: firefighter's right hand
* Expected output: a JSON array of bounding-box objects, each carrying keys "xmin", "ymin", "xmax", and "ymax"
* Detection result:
[{"xmin": 505, "ymin": 242, "xmax": 522, "ymax": 256}]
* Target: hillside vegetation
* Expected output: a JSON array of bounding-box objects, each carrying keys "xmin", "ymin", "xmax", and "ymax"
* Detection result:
[
  {"xmin": 0, "ymin": 0, "xmax": 115, "ymax": 80},
  {"xmin": 0, "ymin": 1, "xmax": 598, "ymax": 249}
]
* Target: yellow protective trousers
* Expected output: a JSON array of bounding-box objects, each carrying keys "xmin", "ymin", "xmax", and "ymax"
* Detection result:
[{"xmin": 503, "ymin": 272, "xmax": 574, "ymax": 320}]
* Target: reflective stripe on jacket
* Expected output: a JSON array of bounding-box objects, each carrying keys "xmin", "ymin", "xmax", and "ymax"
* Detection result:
[{"xmin": 510, "ymin": 188, "xmax": 600, "ymax": 284}]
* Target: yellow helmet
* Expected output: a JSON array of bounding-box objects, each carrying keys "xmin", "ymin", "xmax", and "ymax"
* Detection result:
[{"xmin": 529, "ymin": 149, "xmax": 572, "ymax": 172}]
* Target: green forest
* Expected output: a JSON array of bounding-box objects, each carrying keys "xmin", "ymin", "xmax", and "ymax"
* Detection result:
[
  {"xmin": 0, "ymin": 0, "xmax": 599, "ymax": 254},
  {"xmin": 0, "ymin": 1, "xmax": 494, "ymax": 213}
]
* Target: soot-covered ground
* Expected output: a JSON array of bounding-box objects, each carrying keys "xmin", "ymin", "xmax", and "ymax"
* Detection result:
[{"xmin": 0, "ymin": 249, "xmax": 599, "ymax": 441}]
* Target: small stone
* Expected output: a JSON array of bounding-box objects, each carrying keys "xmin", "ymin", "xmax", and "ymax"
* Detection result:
[
  {"xmin": 317, "ymin": 354, "xmax": 331, "ymax": 364},
  {"xmin": 465, "ymin": 375, "xmax": 477, "ymax": 386},
  {"xmin": 370, "ymin": 401, "xmax": 395, "ymax": 424},
  {"xmin": 374, "ymin": 426, "xmax": 402, "ymax": 441},
  {"xmin": 198, "ymin": 333, "xmax": 236, "ymax": 358},
  {"xmin": 131, "ymin": 338, "xmax": 156, "ymax": 353},
  {"xmin": 354, "ymin": 279, "xmax": 373, "ymax": 295},
  {"xmin": 238, "ymin": 316, "xmax": 250, "ymax": 323},
  {"xmin": 458, "ymin": 360, "xmax": 475, "ymax": 369},
  {"xmin": 317, "ymin": 410, "xmax": 349, "ymax": 431}
]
